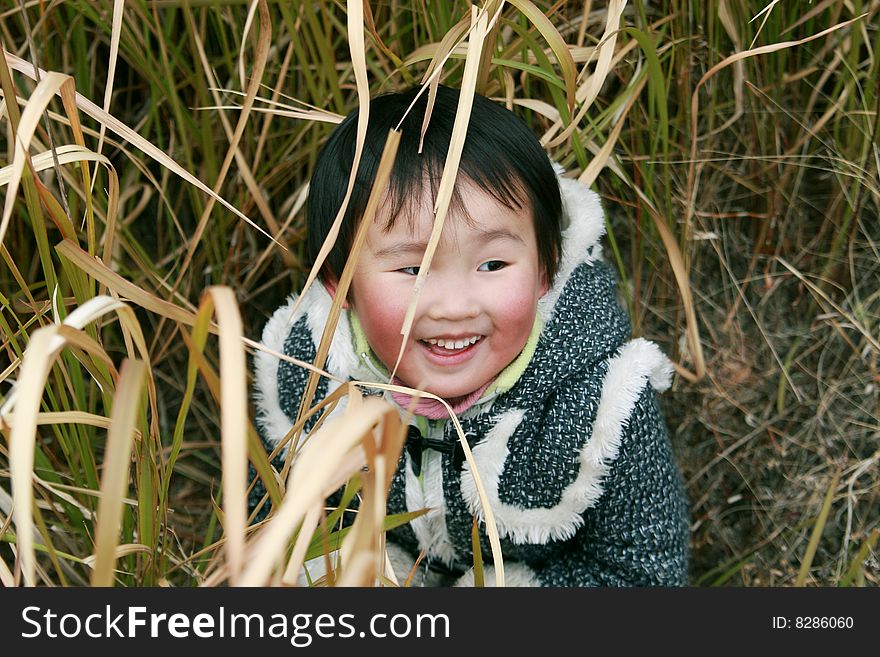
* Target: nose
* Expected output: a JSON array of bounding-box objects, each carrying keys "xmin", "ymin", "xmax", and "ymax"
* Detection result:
[{"xmin": 419, "ymin": 270, "xmax": 480, "ymax": 321}]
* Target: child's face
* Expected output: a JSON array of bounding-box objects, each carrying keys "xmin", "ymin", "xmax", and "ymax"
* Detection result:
[{"xmin": 334, "ymin": 180, "xmax": 548, "ymax": 400}]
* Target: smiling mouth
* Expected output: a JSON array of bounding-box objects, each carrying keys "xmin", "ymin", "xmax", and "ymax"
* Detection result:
[{"xmin": 418, "ymin": 335, "xmax": 483, "ymax": 356}]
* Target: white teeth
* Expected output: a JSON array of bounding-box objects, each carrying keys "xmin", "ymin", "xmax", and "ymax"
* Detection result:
[{"xmin": 423, "ymin": 336, "xmax": 481, "ymax": 349}]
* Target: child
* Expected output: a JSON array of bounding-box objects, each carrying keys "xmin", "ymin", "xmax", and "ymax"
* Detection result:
[{"xmin": 251, "ymin": 85, "xmax": 690, "ymax": 586}]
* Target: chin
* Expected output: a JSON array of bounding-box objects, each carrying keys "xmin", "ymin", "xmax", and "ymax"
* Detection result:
[{"xmin": 422, "ymin": 382, "xmax": 484, "ymax": 401}]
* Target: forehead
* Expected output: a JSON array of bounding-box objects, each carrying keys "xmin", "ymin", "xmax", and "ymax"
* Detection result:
[{"xmin": 370, "ymin": 178, "xmax": 535, "ymax": 244}]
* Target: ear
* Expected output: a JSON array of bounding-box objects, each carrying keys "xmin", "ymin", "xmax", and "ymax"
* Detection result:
[
  {"xmin": 538, "ymin": 269, "xmax": 550, "ymax": 298},
  {"xmin": 539, "ymin": 245, "xmax": 558, "ymax": 297},
  {"xmin": 322, "ymin": 276, "xmax": 350, "ymax": 309}
]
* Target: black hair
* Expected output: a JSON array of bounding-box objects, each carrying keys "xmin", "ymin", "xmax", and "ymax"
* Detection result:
[{"xmin": 306, "ymin": 85, "xmax": 562, "ymax": 284}]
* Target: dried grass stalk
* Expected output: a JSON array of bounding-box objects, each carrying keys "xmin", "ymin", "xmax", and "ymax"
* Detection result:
[{"xmin": 91, "ymin": 359, "xmax": 146, "ymax": 586}]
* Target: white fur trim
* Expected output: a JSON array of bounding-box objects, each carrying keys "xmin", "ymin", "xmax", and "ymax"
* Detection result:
[
  {"xmin": 300, "ymin": 284, "xmax": 362, "ymax": 380},
  {"xmin": 459, "ymin": 409, "xmax": 527, "ymax": 537},
  {"xmin": 253, "ymin": 298, "xmax": 298, "ymax": 449},
  {"xmin": 538, "ymin": 175, "xmax": 605, "ymax": 320},
  {"xmin": 253, "ymin": 283, "xmax": 363, "ymax": 450},
  {"xmin": 454, "ymin": 563, "xmax": 541, "ymax": 587},
  {"xmin": 460, "ymin": 338, "xmax": 673, "ymax": 544},
  {"xmin": 404, "ymin": 449, "xmax": 457, "ymax": 566}
]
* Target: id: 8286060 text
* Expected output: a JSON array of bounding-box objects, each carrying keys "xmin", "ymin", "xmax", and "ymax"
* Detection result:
[{"xmin": 771, "ymin": 616, "xmax": 854, "ymax": 629}]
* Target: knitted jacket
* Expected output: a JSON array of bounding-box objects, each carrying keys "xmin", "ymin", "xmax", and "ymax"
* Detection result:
[{"xmin": 251, "ymin": 176, "xmax": 691, "ymax": 587}]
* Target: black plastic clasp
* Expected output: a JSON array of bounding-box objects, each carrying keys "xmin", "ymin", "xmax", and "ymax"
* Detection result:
[{"xmin": 405, "ymin": 425, "xmax": 465, "ymax": 476}]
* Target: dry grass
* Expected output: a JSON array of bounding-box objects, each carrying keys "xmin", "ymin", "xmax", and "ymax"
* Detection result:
[{"xmin": 0, "ymin": 0, "xmax": 877, "ymax": 586}]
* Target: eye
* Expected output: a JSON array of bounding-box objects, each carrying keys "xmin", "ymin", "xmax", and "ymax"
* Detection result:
[
  {"xmin": 397, "ymin": 266, "xmax": 420, "ymax": 275},
  {"xmin": 478, "ymin": 260, "xmax": 506, "ymax": 272}
]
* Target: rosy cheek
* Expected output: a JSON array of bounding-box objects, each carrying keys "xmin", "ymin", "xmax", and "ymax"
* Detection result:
[
  {"xmin": 352, "ymin": 284, "xmax": 408, "ymax": 360},
  {"xmin": 498, "ymin": 282, "xmax": 540, "ymax": 318},
  {"xmin": 507, "ymin": 304, "xmax": 537, "ymax": 338}
]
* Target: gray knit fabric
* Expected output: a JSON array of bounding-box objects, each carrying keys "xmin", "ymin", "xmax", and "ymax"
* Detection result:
[{"xmin": 249, "ymin": 181, "xmax": 691, "ymax": 587}]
